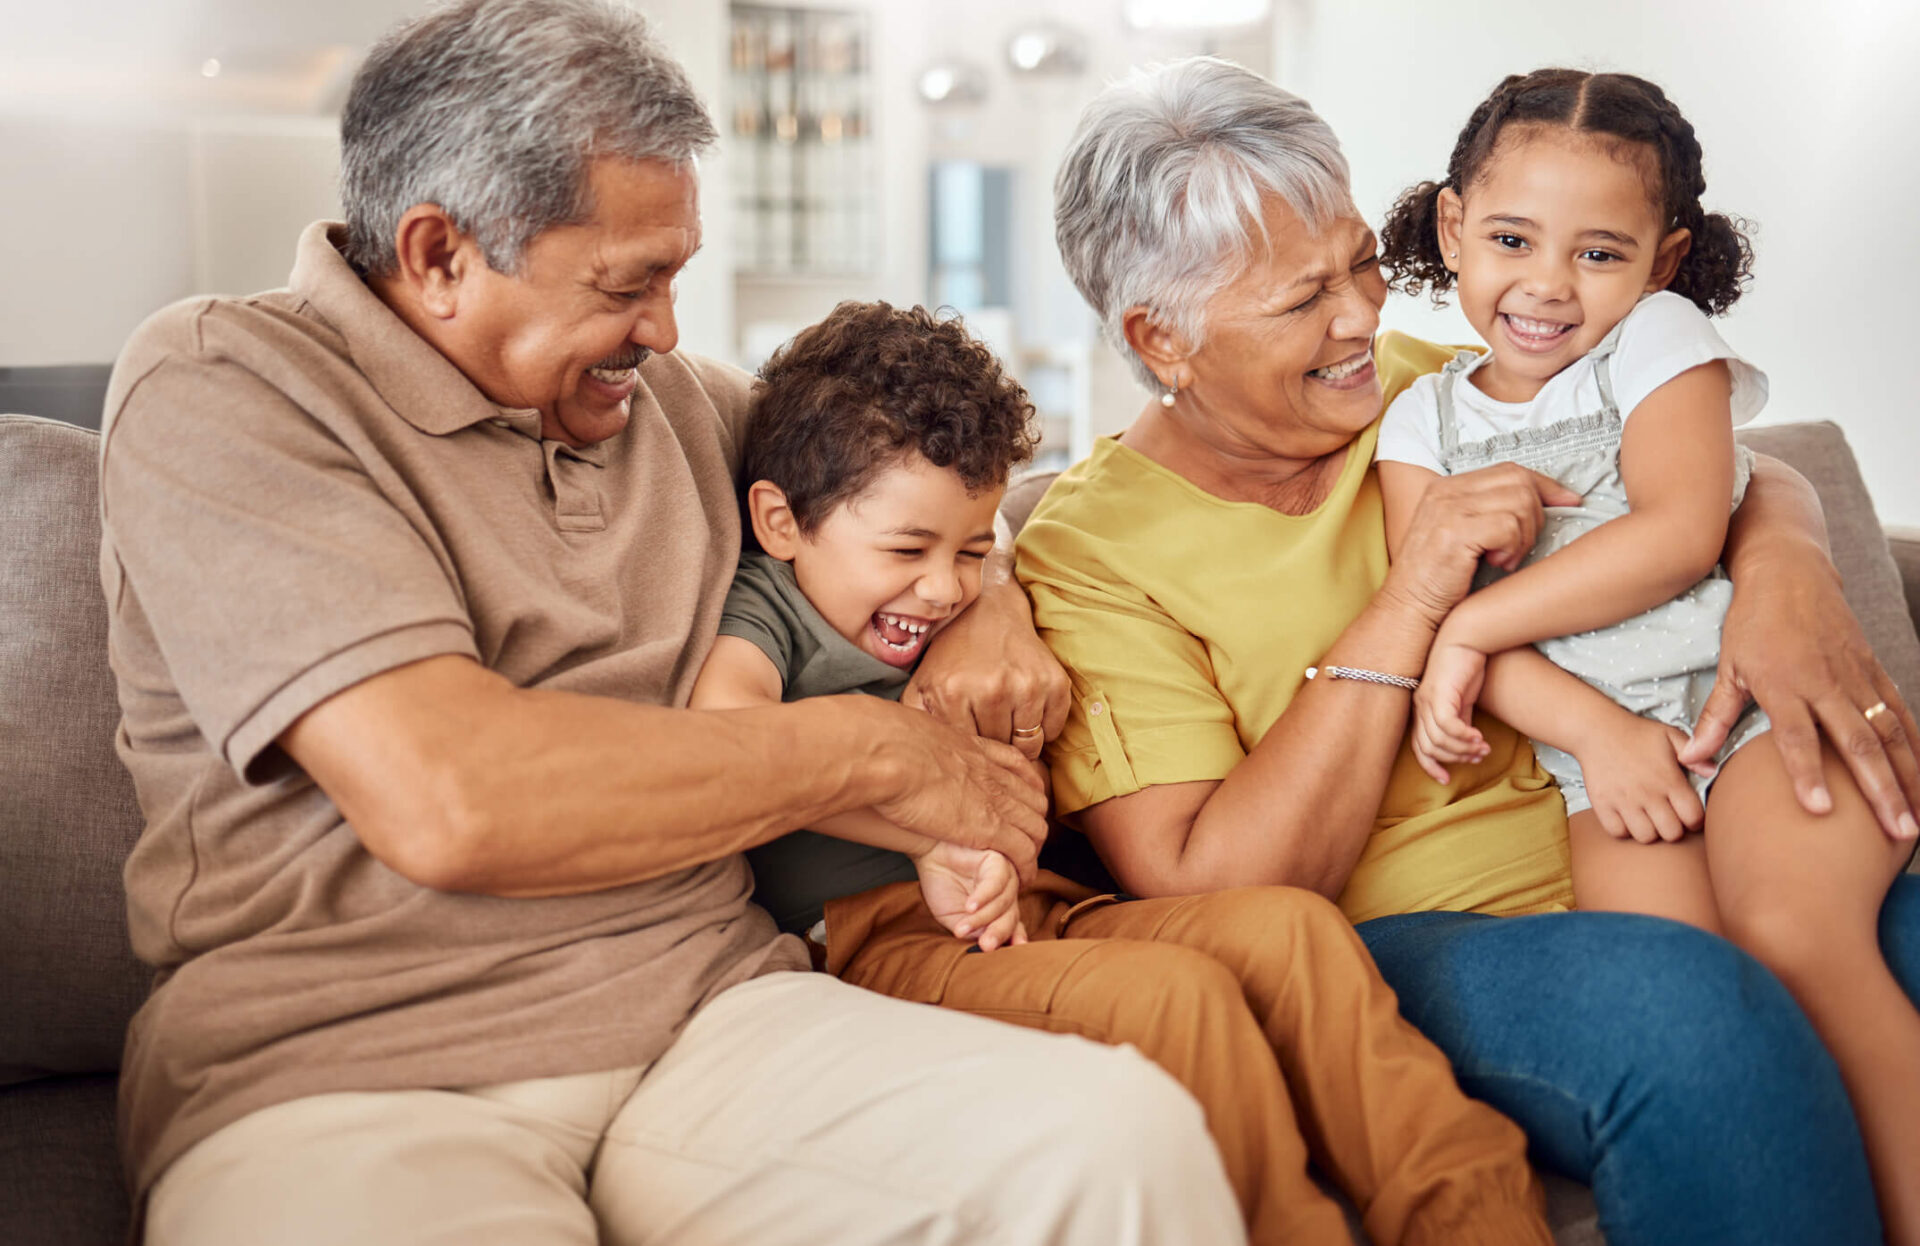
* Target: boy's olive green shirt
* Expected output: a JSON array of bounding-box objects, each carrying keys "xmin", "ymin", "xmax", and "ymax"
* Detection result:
[
  {"xmin": 99, "ymin": 221, "xmax": 807, "ymax": 1203},
  {"xmin": 1015, "ymin": 332, "xmax": 1574, "ymax": 924}
]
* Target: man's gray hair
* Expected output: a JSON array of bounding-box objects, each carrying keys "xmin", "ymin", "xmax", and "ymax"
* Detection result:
[
  {"xmin": 340, "ymin": 0, "xmax": 716, "ymax": 277},
  {"xmin": 1053, "ymin": 58, "xmax": 1351, "ymax": 388}
]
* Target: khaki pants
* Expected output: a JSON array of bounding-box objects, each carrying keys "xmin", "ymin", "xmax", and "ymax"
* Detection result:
[
  {"xmin": 827, "ymin": 876, "xmax": 1551, "ymax": 1246},
  {"xmin": 146, "ymin": 971, "xmax": 1244, "ymax": 1246}
]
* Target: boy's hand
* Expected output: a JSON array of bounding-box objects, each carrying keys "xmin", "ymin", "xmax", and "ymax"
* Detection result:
[
  {"xmin": 1575, "ymin": 712, "xmax": 1705, "ymax": 844},
  {"xmin": 914, "ymin": 842, "xmax": 1028, "ymax": 952},
  {"xmin": 1411, "ymin": 633, "xmax": 1489, "ymax": 784}
]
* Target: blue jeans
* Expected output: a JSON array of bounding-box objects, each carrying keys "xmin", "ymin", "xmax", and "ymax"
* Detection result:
[{"xmin": 1357, "ymin": 874, "xmax": 1920, "ymax": 1246}]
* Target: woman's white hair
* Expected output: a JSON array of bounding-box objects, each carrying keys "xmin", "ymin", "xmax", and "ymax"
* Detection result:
[
  {"xmin": 1054, "ymin": 57, "xmax": 1352, "ymax": 389},
  {"xmin": 340, "ymin": 0, "xmax": 715, "ymax": 277}
]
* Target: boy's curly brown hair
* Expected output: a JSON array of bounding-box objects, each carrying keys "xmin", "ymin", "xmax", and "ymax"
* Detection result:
[{"xmin": 744, "ymin": 301, "xmax": 1039, "ymax": 535}]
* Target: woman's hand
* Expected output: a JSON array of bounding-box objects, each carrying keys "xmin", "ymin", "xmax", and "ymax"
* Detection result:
[
  {"xmin": 905, "ymin": 576, "xmax": 1070, "ymax": 760},
  {"xmin": 1379, "ymin": 464, "xmax": 1582, "ymax": 629},
  {"xmin": 1681, "ymin": 548, "xmax": 1920, "ymax": 841}
]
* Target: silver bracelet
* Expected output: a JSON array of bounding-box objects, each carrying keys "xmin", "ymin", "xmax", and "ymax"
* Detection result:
[{"xmin": 1304, "ymin": 664, "xmax": 1420, "ymax": 691}]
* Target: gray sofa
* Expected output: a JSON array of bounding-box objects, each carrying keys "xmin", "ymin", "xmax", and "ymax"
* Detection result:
[{"xmin": 4, "ymin": 409, "xmax": 1918, "ymax": 1245}]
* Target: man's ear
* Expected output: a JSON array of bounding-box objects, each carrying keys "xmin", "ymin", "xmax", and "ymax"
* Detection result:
[
  {"xmin": 746, "ymin": 480, "xmax": 802, "ymax": 559},
  {"xmin": 1646, "ymin": 227, "xmax": 1692, "ymax": 293},
  {"xmin": 1120, "ymin": 305, "xmax": 1195, "ymax": 395},
  {"xmin": 1435, "ymin": 187, "xmax": 1465, "ymax": 274},
  {"xmin": 389, "ymin": 205, "xmax": 484, "ymax": 319}
]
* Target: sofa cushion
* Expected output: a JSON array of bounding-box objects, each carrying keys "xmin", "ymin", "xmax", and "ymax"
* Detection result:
[
  {"xmin": 0, "ymin": 415, "xmax": 149, "ymax": 1084},
  {"xmin": 0, "ymin": 1075, "xmax": 128, "ymax": 1246}
]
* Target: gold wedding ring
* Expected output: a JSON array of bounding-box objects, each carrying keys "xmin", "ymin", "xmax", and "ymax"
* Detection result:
[
  {"xmin": 1865, "ymin": 701, "xmax": 1891, "ymax": 725},
  {"xmin": 1011, "ymin": 724, "xmax": 1044, "ymax": 739}
]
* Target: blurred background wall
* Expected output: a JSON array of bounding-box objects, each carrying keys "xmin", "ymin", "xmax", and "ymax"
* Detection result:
[{"xmin": 3, "ymin": 0, "xmax": 1916, "ymax": 518}]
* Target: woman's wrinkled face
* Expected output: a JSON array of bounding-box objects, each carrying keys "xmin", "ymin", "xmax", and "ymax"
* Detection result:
[{"xmin": 1178, "ymin": 200, "xmax": 1387, "ymax": 461}]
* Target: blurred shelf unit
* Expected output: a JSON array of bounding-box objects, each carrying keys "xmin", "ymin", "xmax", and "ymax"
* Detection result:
[
  {"xmin": 1017, "ymin": 343, "xmax": 1091, "ymax": 474},
  {"xmin": 727, "ymin": 3, "xmax": 875, "ymax": 277}
]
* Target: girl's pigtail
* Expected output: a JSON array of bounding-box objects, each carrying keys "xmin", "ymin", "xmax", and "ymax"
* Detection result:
[
  {"xmin": 1669, "ymin": 209, "xmax": 1754, "ymax": 317},
  {"xmin": 1379, "ymin": 180, "xmax": 1453, "ymax": 305},
  {"xmin": 1380, "ymin": 74, "xmax": 1531, "ymax": 307},
  {"xmin": 1642, "ymin": 93, "xmax": 1754, "ymax": 316}
]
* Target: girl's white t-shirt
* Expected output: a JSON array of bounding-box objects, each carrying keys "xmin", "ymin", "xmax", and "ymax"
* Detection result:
[{"xmin": 1375, "ymin": 291, "xmax": 1769, "ymax": 475}]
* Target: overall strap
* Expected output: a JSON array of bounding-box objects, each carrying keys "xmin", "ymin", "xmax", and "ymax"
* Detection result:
[
  {"xmin": 1588, "ymin": 315, "xmax": 1632, "ymax": 421},
  {"xmin": 1435, "ymin": 350, "xmax": 1481, "ymax": 461}
]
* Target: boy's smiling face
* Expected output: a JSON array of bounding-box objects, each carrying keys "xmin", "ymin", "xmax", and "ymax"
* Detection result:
[{"xmin": 751, "ymin": 453, "xmax": 1004, "ymax": 668}]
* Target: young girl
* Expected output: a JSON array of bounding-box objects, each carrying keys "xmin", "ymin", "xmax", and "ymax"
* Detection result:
[{"xmin": 1374, "ymin": 68, "xmax": 1920, "ymax": 1244}]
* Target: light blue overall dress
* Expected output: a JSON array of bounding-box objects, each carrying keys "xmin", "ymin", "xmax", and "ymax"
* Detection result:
[{"xmin": 1433, "ymin": 323, "xmax": 1770, "ymax": 815}]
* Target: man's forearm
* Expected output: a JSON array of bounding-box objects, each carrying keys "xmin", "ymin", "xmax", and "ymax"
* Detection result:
[{"xmin": 283, "ymin": 655, "xmax": 911, "ymax": 898}]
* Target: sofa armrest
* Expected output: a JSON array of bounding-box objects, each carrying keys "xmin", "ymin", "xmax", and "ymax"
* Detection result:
[{"xmin": 1887, "ymin": 526, "xmax": 1920, "ymax": 640}]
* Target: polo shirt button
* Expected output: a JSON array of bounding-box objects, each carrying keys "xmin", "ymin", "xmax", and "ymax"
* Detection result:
[
  {"xmin": 490, "ymin": 418, "xmax": 510, "ymax": 428},
  {"xmin": 1089, "ymin": 701, "xmax": 1105, "ymax": 715}
]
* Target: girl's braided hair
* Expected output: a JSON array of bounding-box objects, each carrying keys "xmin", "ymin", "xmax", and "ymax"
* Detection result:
[{"xmin": 1378, "ymin": 68, "xmax": 1754, "ymax": 315}]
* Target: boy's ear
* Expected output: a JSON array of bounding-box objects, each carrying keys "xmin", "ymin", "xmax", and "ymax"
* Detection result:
[
  {"xmin": 1646, "ymin": 227, "xmax": 1692, "ymax": 292},
  {"xmin": 746, "ymin": 480, "xmax": 802, "ymax": 559},
  {"xmin": 1435, "ymin": 187, "xmax": 1465, "ymax": 274},
  {"xmin": 1121, "ymin": 305, "xmax": 1195, "ymax": 395}
]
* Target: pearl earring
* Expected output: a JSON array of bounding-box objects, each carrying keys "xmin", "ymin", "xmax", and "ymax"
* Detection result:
[
  {"xmin": 1449, "ymin": 251, "xmax": 1458, "ymax": 259},
  {"xmin": 1160, "ymin": 383, "xmax": 1178, "ymax": 408}
]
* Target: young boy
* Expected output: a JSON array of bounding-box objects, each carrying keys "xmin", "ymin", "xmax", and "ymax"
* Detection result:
[
  {"xmin": 692, "ymin": 300, "xmax": 1553, "ymax": 1246},
  {"xmin": 691, "ymin": 298, "xmax": 1035, "ymax": 952}
]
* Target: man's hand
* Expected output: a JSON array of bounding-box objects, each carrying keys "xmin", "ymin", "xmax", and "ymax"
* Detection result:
[
  {"xmin": 870, "ymin": 703, "xmax": 1050, "ymax": 883},
  {"xmin": 1577, "ymin": 712, "xmax": 1705, "ymax": 844},
  {"xmin": 1682, "ymin": 548, "xmax": 1920, "ymax": 841},
  {"xmin": 914, "ymin": 842, "xmax": 1027, "ymax": 952},
  {"xmin": 1411, "ymin": 632, "xmax": 1490, "ymax": 784},
  {"xmin": 905, "ymin": 575, "xmax": 1068, "ymax": 760}
]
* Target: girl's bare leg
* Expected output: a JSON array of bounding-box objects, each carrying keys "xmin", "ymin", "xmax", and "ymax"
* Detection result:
[
  {"xmin": 1705, "ymin": 736, "xmax": 1920, "ymax": 1246},
  {"xmin": 1566, "ymin": 810, "xmax": 1722, "ymax": 934}
]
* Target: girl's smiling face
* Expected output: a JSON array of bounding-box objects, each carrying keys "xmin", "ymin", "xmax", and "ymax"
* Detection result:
[{"xmin": 1437, "ymin": 125, "xmax": 1692, "ymax": 404}]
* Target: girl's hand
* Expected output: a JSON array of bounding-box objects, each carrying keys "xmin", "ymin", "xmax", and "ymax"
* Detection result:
[
  {"xmin": 1411, "ymin": 632, "xmax": 1491, "ymax": 784},
  {"xmin": 913, "ymin": 843, "xmax": 1028, "ymax": 952},
  {"xmin": 1576, "ymin": 713, "xmax": 1705, "ymax": 844},
  {"xmin": 1378, "ymin": 464, "xmax": 1582, "ymax": 629}
]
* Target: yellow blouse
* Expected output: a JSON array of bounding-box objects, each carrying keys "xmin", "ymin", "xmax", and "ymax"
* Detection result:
[{"xmin": 1015, "ymin": 332, "xmax": 1573, "ymax": 923}]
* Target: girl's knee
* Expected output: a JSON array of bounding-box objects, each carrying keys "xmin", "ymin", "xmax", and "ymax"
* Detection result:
[{"xmin": 1720, "ymin": 889, "xmax": 1878, "ymax": 985}]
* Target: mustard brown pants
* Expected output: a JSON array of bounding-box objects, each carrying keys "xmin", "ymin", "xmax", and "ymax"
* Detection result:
[{"xmin": 825, "ymin": 875, "xmax": 1551, "ymax": 1246}]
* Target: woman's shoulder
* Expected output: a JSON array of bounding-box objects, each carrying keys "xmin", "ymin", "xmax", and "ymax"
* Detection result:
[
  {"xmin": 1016, "ymin": 440, "xmax": 1216, "ymax": 592},
  {"xmin": 1376, "ymin": 331, "xmax": 1482, "ymax": 409}
]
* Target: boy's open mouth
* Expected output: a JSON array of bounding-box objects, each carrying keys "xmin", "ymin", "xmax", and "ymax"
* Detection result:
[{"xmin": 870, "ymin": 611, "xmax": 934, "ymax": 667}]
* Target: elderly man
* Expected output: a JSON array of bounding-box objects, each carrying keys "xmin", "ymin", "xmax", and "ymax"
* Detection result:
[{"xmin": 99, "ymin": 2, "xmax": 1244, "ymax": 1242}]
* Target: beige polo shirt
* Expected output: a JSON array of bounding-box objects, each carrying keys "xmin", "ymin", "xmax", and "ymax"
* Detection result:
[{"xmin": 99, "ymin": 221, "xmax": 807, "ymax": 1201}]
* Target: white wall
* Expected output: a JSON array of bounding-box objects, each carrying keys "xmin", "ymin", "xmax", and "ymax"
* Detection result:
[
  {"xmin": 0, "ymin": 0, "xmax": 728, "ymax": 368},
  {"xmin": 1277, "ymin": 0, "xmax": 1920, "ymax": 524},
  {"xmin": 0, "ymin": 117, "xmax": 199, "ymax": 365}
]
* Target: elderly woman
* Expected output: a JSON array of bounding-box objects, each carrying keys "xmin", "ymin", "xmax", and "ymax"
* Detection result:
[{"xmin": 1016, "ymin": 57, "xmax": 1920, "ymax": 1246}]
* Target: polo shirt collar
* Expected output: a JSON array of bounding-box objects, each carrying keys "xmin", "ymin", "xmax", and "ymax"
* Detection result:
[{"xmin": 288, "ymin": 220, "xmax": 515, "ymax": 438}]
